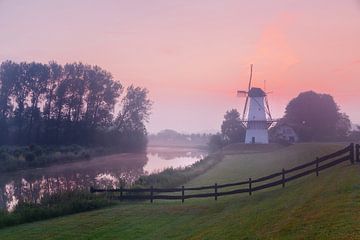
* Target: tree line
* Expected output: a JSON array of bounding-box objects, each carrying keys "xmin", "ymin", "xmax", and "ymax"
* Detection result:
[
  {"xmin": 148, "ymin": 129, "xmax": 210, "ymax": 147},
  {"xmin": 0, "ymin": 60, "xmax": 151, "ymax": 151}
]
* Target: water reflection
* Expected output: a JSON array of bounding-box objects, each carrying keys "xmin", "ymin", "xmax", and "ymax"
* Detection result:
[
  {"xmin": 144, "ymin": 147, "xmax": 205, "ymax": 173},
  {"xmin": 0, "ymin": 147, "xmax": 205, "ymax": 211}
]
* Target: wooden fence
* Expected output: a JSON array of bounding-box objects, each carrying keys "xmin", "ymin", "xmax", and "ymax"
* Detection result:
[{"xmin": 91, "ymin": 143, "xmax": 359, "ymax": 203}]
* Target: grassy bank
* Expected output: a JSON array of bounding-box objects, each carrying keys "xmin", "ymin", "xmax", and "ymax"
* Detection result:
[
  {"xmin": 0, "ymin": 144, "xmax": 128, "ymax": 173},
  {"xmin": 135, "ymin": 152, "xmax": 222, "ymax": 188},
  {"xmin": 1, "ymin": 143, "xmax": 359, "ymax": 239},
  {"xmin": 0, "ymin": 191, "xmax": 113, "ymax": 229}
]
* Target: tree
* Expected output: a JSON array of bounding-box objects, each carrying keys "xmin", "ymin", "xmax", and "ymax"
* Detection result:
[
  {"xmin": 221, "ymin": 109, "xmax": 245, "ymax": 144},
  {"xmin": 26, "ymin": 62, "xmax": 50, "ymax": 142},
  {"xmin": 13, "ymin": 62, "xmax": 31, "ymax": 144},
  {"xmin": 114, "ymin": 85, "xmax": 152, "ymax": 151},
  {"xmin": 115, "ymin": 85, "xmax": 152, "ymax": 133},
  {"xmin": 0, "ymin": 61, "xmax": 17, "ymax": 144},
  {"xmin": 44, "ymin": 61, "xmax": 63, "ymax": 120},
  {"xmin": 283, "ymin": 91, "xmax": 350, "ymax": 141},
  {"xmin": 0, "ymin": 61, "xmax": 16, "ymax": 119},
  {"xmin": 84, "ymin": 65, "xmax": 122, "ymax": 127}
]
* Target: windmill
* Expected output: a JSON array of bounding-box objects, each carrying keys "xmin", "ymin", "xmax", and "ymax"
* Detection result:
[{"xmin": 237, "ymin": 64, "xmax": 274, "ymax": 144}]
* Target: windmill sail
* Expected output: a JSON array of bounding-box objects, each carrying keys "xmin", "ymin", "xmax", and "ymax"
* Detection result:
[
  {"xmin": 242, "ymin": 64, "xmax": 253, "ymax": 121},
  {"xmin": 236, "ymin": 91, "xmax": 247, "ymax": 97}
]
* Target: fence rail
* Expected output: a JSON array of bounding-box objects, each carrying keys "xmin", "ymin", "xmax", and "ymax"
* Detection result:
[{"xmin": 91, "ymin": 143, "xmax": 359, "ymax": 203}]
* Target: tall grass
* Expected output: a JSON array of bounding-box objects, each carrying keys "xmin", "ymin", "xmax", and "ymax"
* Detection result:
[
  {"xmin": 0, "ymin": 191, "xmax": 113, "ymax": 229},
  {"xmin": 135, "ymin": 152, "xmax": 223, "ymax": 188}
]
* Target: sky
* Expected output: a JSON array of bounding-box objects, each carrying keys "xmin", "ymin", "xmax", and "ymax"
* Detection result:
[{"xmin": 0, "ymin": 0, "xmax": 359, "ymax": 133}]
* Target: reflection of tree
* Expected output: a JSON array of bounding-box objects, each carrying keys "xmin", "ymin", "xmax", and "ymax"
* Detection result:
[{"xmin": 0, "ymin": 154, "xmax": 148, "ymax": 211}]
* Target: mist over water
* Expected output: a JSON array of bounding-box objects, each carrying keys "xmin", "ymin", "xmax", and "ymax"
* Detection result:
[{"xmin": 0, "ymin": 147, "xmax": 205, "ymax": 211}]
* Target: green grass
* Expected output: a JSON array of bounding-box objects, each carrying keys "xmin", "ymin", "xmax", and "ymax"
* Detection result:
[{"xmin": 0, "ymin": 143, "xmax": 359, "ymax": 239}]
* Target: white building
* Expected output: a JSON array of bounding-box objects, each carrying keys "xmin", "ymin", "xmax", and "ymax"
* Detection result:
[{"xmin": 271, "ymin": 123, "xmax": 299, "ymax": 143}]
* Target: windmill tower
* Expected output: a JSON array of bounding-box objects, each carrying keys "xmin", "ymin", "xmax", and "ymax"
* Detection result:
[{"xmin": 237, "ymin": 65, "xmax": 274, "ymax": 144}]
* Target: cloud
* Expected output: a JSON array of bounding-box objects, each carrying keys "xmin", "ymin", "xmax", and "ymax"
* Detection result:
[{"xmin": 250, "ymin": 12, "xmax": 300, "ymax": 72}]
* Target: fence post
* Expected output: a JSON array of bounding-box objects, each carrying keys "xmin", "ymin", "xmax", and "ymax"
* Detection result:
[
  {"xmin": 182, "ymin": 186, "xmax": 185, "ymax": 203},
  {"xmin": 350, "ymin": 143, "xmax": 355, "ymax": 164},
  {"xmin": 356, "ymin": 144, "xmax": 360, "ymax": 163},
  {"xmin": 316, "ymin": 157, "xmax": 319, "ymax": 176},
  {"xmin": 214, "ymin": 183, "xmax": 218, "ymax": 201},
  {"xmin": 249, "ymin": 178, "xmax": 252, "ymax": 196},
  {"xmin": 282, "ymin": 169, "xmax": 285, "ymax": 188},
  {"xmin": 120, "ymin": 186, "xmax": 123, "ymax": 201},
  {"xmin": 150, "ymin": 186, "xmax": 153, "ymax": 203}
]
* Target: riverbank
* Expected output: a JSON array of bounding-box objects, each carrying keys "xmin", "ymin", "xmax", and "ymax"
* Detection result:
[
  {"xmin": 0, "ymin": 144, "xmax": 143, "ymax": 173},
  {"xmin": 0, "ymin": 148, "xmax": 216, "ymax": 228}
]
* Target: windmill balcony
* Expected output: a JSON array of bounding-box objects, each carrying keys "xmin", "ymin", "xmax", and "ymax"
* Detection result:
[{"xmin": 244, "ymin": 120, "xmax": 273, "ymax": 129}]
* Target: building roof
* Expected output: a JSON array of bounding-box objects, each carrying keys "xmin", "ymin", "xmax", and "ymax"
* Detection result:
[{"xmin": 248, "ymin": 87, "xmax": 266, "ymax": 97}]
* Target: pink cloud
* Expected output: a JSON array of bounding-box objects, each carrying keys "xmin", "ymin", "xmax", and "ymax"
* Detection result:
[{"xmin": 251, "ymin": 12, "xmax": 300, "ymax": 73}]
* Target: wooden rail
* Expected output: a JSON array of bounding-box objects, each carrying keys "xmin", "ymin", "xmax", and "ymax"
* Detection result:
[{"xmin": 90, "ymin": 143, "xmax": 357, "ymax": 203}]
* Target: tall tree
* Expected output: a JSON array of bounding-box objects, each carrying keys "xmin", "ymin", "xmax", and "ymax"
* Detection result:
[
  {"xmin": 13, "ymin": 62, "xmax": 30, "ymax": 144},
  {"xmin": 221, "ymin": 109, "xmax": 245, "ymax": 144},
  {"xmin": 26, "ymin": 62, "xmax": 50, "ymax": 142},
  {"xmin": 0, "ymin": 61, "xmax": 17, "ymax": 119},
  {"xmin": 84, "ymin": 65, "xmax": 122, "ymax": 127},
  {"xmin": 114, "ymin": 85, "xmax": 152, "ymax": 151},
  {"xmin": 44, "ymin": 61, "xmax": 63, "ymax": 120},
  {"xmin": 115, "ymin": 85, "xmax": 152, "ymax": 133},
  {"xmin": 283, "ymin": 91, "xmax": 350, "ymax": 141}
]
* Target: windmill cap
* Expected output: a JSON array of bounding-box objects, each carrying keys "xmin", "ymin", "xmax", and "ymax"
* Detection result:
[{"xmin": 248, "ymin": 87, "xmax": 266, "ymax": 97}]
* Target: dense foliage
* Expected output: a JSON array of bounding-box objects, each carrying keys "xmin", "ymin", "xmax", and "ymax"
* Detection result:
[
  {"xmin": 0, "ymin": 61, "xmax": 152, "ymax": 151},
  {"xmin": 221, "ymin": 109, "xmax": 245, "ymax": 144},
  {"xmin": 283, "ymin": 91, "xmax": 351, "ymax": 141}
]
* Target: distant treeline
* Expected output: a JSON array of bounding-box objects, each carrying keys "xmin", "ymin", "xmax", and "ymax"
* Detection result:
[
  {"xmin": 0, "ymin": 61, "xmax": 151, "ymax": 151},
  {"xmin": 148, "ymin": 129, "xmax": 210, "ymax": 147}
]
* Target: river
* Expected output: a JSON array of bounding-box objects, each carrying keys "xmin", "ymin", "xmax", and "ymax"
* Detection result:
[{"xmin": 0, "ymin": 146, "xmax": 206, "ymax": 211}]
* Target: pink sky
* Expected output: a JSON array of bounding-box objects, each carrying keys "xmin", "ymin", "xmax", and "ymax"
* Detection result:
[{"xmin": 0, "ymin": 0, "xmax": 359, "ymax": 133}]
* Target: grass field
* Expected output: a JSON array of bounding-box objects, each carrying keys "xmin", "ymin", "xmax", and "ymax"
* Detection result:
[{"xmin": 0, "ymin": 143, "xmax": 359, "ymax": 240}]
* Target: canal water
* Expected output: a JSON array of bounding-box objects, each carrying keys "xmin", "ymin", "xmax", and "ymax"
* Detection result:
[{"xmin": 0, "ymin": 147, "xmax": 206, "ymax": 211}]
